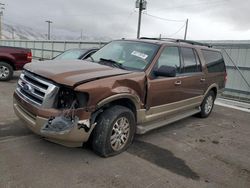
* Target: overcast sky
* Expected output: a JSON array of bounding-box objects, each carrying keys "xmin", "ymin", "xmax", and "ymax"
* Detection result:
[{"xmin": 2, "ymin": 0, "xmax": 250, "ymax": 40}]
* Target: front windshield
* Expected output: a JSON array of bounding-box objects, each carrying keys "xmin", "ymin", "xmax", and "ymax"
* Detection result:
[
  {"xmin": 54, "ymin": 49, "xmax": 87, "ymax": 60},
  {"xmin": 91, "ymin": 40, "xmax": 159, "ymax": 70}
]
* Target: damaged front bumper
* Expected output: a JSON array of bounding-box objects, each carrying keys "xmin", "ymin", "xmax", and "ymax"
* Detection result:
[{"xmin": 13, "ymin": 94, "xmax": 95, "ymax": 147}]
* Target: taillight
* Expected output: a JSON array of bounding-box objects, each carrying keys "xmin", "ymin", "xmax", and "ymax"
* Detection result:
[{"xmin": 27, "ymin": 51, "xmax": 32, "ymax": 62}]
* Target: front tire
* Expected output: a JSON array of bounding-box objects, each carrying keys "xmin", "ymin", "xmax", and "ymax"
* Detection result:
[
  {"xmin": 91, "ymin": 105, "xmax": 136, "ymax": 157},
  {"xmin": 0, "ymin": 62, "xmax": 13, "ymax": 81},
  {"xmin": 198, "ymin": 91, "xmax": 215, "ymax": 118}
]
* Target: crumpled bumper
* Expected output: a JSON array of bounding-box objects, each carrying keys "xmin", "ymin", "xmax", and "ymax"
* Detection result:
[{"xmin": 13, "ymin": 94, "xmax": 95, "ymax": 147}]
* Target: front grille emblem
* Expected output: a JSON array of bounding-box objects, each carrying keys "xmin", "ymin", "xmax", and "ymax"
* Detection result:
[{"xmin": 23, "ymin": 83, "xmax": 33, "ymax": 93}]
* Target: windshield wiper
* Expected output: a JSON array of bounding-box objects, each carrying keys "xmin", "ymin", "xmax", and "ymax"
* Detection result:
[
  {"xmin": 99, "ymin": 58, "xmax": 125, "ymax": 69},
  {"xmin": 88, "ymin": 55, "xmax": 95, "ymax": 62}
]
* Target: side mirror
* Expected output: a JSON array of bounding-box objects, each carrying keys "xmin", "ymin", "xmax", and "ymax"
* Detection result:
[{"xmin": 154, "ymin": 65, "xmax": 176, "ymax": 77}]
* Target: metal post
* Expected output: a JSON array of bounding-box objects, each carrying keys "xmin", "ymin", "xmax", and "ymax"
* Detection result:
[
  {"xmin": 51, "ymin": 41, "xmax": 54, "ymax": 59},
  {"xmin": 45, "ymin": 20, "xmax": 52, "ymax": 40},
  {"xmin": 41, "ymin": 41, "xmax": 44, "ymax": 60},
  {"xmin": 80, "ymin": 29, "xmax": 83, "ymax": 40},
  {"xmin": 12, "ymin": 27, "xmax": 15, "ymax": 39},
  {"xmin": 136, "ymin": 0, "xmax": 147, "ymax": 38},
  {"xmin": 137, "ymin": 0, "xmax": 143, "ymax": 39},
  {"xmin": 184, "ymin": 19, "xmax": 189, "ymax": 40}
]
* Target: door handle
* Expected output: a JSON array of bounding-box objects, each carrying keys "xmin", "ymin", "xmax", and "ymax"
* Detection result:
[
  {"xmin": 174, "ymin": 80, "xmax": 182, "ymax": 86},
  {"xmin": 200, "ymin": 78, "xmax": 206, "ymax": 82}
]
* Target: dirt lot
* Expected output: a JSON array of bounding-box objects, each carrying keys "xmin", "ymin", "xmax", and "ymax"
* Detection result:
[{"xmin": 0, "ymin": 71, "xmax": 250, "ymax": 188}]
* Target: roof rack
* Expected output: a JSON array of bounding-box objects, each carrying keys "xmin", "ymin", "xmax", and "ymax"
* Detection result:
[
  {"xmin": 139, "ymin": 37, "xmax": 176, "ymax": 42},
  {"xmin": 176, "ymin": 39, "xmax": 212, "ymax": 47},
  {"xmin": 139, "ymin": 37, "xmax": 212, "ymax": 48}
]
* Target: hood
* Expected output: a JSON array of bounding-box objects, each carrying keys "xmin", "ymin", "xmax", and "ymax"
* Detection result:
[{"xmin": 24, "ymin": 60, "xmax": 132, "ymax": 87}]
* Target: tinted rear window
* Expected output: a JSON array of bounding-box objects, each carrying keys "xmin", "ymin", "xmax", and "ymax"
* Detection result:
[{"xmin": 202, "ymin": 50, "xmax": 225, "ymax": 73}]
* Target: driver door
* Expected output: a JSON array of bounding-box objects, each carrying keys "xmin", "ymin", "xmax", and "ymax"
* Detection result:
[{"xmin": 147, "ymin": 46, "xmax": 185, "ymax": 106}]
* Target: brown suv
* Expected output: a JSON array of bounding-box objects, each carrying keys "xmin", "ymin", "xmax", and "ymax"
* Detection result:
[{"xmin": 13, "ymin": 38, "xmax": 226, "ymax": 157}]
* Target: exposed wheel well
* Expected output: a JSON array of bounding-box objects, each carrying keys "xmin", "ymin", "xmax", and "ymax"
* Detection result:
[
  {"xmin": 88, "ymin": 98, "xmax": 137, "ymax": 146},
  {"xmin": 92, "ymin": 98, "xmax": 137, "ymax": 124},
  {"xmin": 109, "ymin": 98, "xmax": 137, "ymax": 120},
  {"xmin": 0, "ymin": 59, "xmax": 15, "ymax": 70},
  {"xmin": 210, "ymin": 87, "xmax": 217, "ymax": 98}
]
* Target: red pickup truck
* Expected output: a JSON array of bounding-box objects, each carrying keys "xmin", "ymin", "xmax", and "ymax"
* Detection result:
[{"xmin": 0, "ymin": 46, "xmax": 32, "ymax": 81}]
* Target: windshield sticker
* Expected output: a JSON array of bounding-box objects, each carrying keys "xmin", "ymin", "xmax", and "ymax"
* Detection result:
[{"xmin": 131, "ymin": 51, "xmax": 148, "ymax": 59}]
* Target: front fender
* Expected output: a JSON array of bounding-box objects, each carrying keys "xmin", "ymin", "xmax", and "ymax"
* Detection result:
[{"xmin": 96, "ymin": 93, "xmax": 141, "ymax": 110}]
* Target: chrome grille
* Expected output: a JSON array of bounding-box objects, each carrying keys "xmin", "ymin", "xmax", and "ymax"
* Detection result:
[{"xmin": 16, "ymin": 71, "xmax": 59, "ymax": 108}]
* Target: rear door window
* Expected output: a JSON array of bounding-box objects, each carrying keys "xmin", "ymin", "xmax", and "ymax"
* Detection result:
[
  {"xmin": 181, "ymin": 47, "xmax": 200, "ymax": 73},
  {"xmin": 202, "ymin": 50, "xmax": 225, "ymax": 73}
]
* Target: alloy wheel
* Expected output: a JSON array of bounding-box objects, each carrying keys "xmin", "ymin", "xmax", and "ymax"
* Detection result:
[
  {"xmin": 204, "ymin": 95, "xmax": 214, "ymax": 114},
  {"xmin": 0, "ymin": 65, "xmax": 10, "ymax": 79},
  {"xmin": 110, "ymin": 117, "xmax": 130, "ymax": 151}
]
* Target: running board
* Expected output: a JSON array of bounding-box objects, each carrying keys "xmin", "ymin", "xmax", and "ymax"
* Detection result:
[{"xmin": 136, "ymin": 108, "xmax": 201, "ymax": 134}]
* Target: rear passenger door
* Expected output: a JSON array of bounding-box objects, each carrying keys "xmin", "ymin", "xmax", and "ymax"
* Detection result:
[{"xmin": 179, "ymin": 47, "xmax": 207, "ymax": 99}]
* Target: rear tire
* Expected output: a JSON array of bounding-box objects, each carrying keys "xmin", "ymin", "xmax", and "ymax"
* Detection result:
[
  {"xmin": 91, "ymin": 105, "xmax": 136, "ymax": 157},
  {"xmin": 0, "ymin": 62, "xmax": 13, "ymax": 81},
  {"xmin": 197, "ymin": 91, "xmax": 215, "ymax": 118}
]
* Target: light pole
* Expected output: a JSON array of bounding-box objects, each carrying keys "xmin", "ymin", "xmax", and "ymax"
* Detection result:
[
  {"xmin": 0, "ymin": 3, "xmax": 5, "ymax": 40},
  {"xmin": 45, "ymin": 20, "xmax": 52, "ymax": 40},
  {"xmin": 135, "ymin": 0, "xmax": 147, "ymax": 39}
]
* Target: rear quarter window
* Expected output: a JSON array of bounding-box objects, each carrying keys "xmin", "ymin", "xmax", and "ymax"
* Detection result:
[{"xmin": 202, "ymin": 50, "xmax": 226, "ymax": 73}]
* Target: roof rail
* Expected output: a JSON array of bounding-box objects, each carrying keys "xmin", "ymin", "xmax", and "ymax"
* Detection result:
[
  {"xmin": 139, "ymin": 37, "xmax": 212, "ymax": 47},
  {"xmin": 139, "ymin": 37, "xmax": 162, "ymax": 40},
  {"xmin": 139, "ymin": 37, "xmax": 176, "ymax": 42},
  {"xmin": 176, "ymin": 39, "xmax": 212, "ymax": 47}
]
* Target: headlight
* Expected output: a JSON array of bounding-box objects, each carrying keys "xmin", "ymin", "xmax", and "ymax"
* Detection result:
[{"xmin": 57, "ymin": 87, "xmax": 88, "ymax": 109}]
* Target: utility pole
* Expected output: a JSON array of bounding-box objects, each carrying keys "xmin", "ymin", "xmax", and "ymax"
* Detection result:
[
  {"xmin": 45, "ymin": 20, "xmax": 52, "ymax": 40},
  {"xmin": 0, "ymin": 3, "xmax": 5, "ymax": 40},
  {"xmin": 136, "ymin": 0, "xmax": 147, "ymax": 39},
  {"xmin": 184, "ymin": 19, "xmax": 189, "ymax": 40}
]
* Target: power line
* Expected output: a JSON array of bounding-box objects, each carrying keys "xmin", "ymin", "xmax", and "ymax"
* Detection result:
[
  {"xmin": 151, "ymin": 0, "xmax": 227, "ymax": 11},
  {"xmin": 143, "ymin": 12, "xmax": 186, "ymax": 23},
  {"xmin": 123, "ymin": 10, "xmax": 136, "ymax": 32},
  {"xmin": 167, "ymin": 22, "xmax": 187, "ymax": 38}
]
